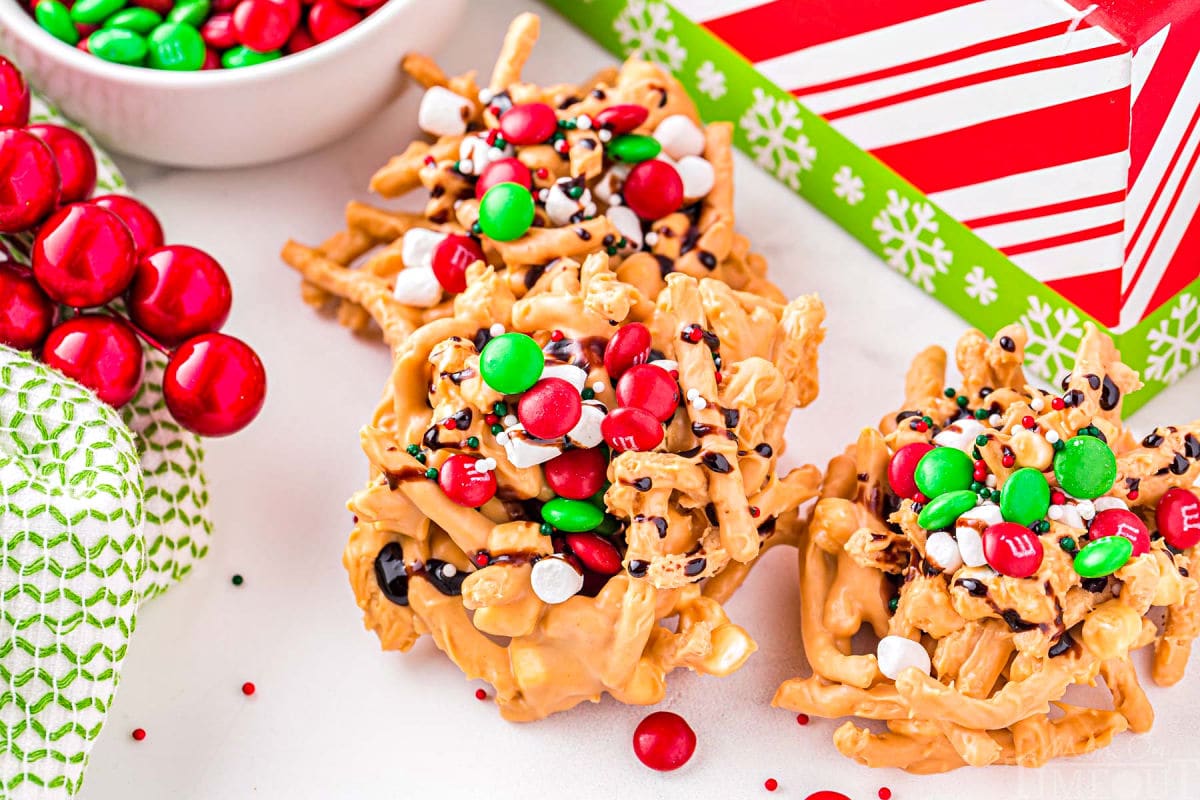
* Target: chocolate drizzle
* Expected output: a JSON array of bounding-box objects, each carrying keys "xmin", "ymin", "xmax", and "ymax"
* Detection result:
[
  {"xmin": 701, "ymin": 452, "xmax": 732, "ymax": 473},
  {"xmin": 375, "ymin": 543, "xmax": 409, "ymax": 605},
  {"xmin": 754, "ymin": 443, "xmax": 773, "ymax": 458},
  {"xmin": 1099, "ymin": 376, "xmax": 1121, "ymax": 410},
  {"xmin": 684, "ymin": 558, "xmax": 707, "ymax": 577},
  {"xmin": 543, "ymin": 335, "xmax": 608, "ymax": 371},
  {"xmin": 1143, "ymin": 431, "xmax": 1165, "ymax": 448},
  {"xmin": 721, "ymin": 407, "xmax": 740, "ymax": 429}
]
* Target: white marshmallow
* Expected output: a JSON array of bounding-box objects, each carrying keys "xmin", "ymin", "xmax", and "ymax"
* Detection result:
[
  {"xmin": 541, "ymin": 363, "xmax": 588, "ymax": 392},
  {"xmin": 401, "ymin": 228, "xmax": 446, "ymax": 271},
  {"xmin": 391, "ymin": 267, "xmax": 443, "ymax": 308},
  {"xmin": 925, "ymin": 531, "xmax": 963, "ymax": 573},
  {"xmin": 653, "ymin": 114, "xmax": 706, "ymax": 160},
  {"xmin": 1077, "ymin": 499, "xmax": 1096, "ymax": 521},
  {"xmin": 876, "ymin": 635, "xmax": 931, "ymax": 681},
  {"xmin": 544, "ymin": 179, "xmax": 597, "ymax": 226},
  {"xmin": 457, "ymin": 134, "xmax": 512, "ymax": 176},
  {"xmin": 593, "ymin": 163, "xmax": 631, "ymax": 205},
  {"xmin": 565, "ymin": 401, "xmax": 606, "ymax": 449},
  {"xmin": 1093, "ymin": 496, "xmax": 1128, "ymax": 513},
  {"xmin": 605, "ymin": 205, "xmax": 643, "ymax": 251},
  {"xmin": 418, "ymin": 86, "xmax": 472, "ymax": 137},
  {"xmin": 955, "ymin": 504, "xmax": 1002, "ymax": 567},
  {"xmin": 1055, "ymin": 504, "xmax": 1085, "ymax": 529},
  {"xmin": 674, "ymin": 155, "xmax": 715, "ymax": 199},
  {"xmin": 530, "ymin": 557, "xmax": 584, "ymax": 604},
  {"xmin": 933, "ymin": 419, "xmax": 986, "ymax": 453},
  {"xmin": 649, "ymin": 359, "xmax": 679, "ymax": 374},
  {"xmin": 501, "ymin": 425, "xmax": 563, "ymax": 468}
]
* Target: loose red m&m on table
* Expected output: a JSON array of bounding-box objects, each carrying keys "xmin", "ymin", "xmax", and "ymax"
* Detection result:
[
  {"xmin": 543, "ymin": 447, "xmax": 607, "ymax": 500},
  {"xmin": 1089, "ymin": 508, "xmax": 1150, "ymax": 557},
  {"xmin": 33, "ymin": 203, "xmax": 137, "ymax": 308},
  {"xmin": 603, "ymin": 322, "xmax": 651, "ymax": 379},
  {"xmin": 887, "ymin": 442, "xmax": 934, "ymax": 499},
  {"xmin": 518, "ymin": 378, "xmax": 582, "ymax": 439},
  {"xmin": 0, "ymin": 129, "xmax": 60, "ymax": 234},
  {"xmin": 1158, "ymin": 488, "xmax": 1200, "ymax": 550},
  {"xmin": 601, "ymin": 406, "xmax": 663, "ymax": 452},
  {"xmin": 431, "ymin": 234, "xmax": 484, "ymax": 294},
  {"xmin": 438, "ymin": 454, "xmax": 497, "ymax": 507},
  {"xmin": 632, "ymin": 711, "xmax": 696, "ymax": 771},
  {"xmin": 26, "ymin": 124, "xmax": 97, "ymax": 205},
  {"xmin": 982, "ymin": 522, "xmax": 1044, "ymax": 578},
  {"xmin": 498, "ymin": 103, "xmax": 557, "ymax": 145},
  {"xmin": 622, "ymin": 159, "xmax": 683, "ymax": 221},
  {"xmin": 616, "ymin": 364, "xmax": 679, "ymax": 422}
]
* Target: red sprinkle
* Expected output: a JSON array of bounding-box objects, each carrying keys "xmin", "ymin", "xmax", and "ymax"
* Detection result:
[
  {"xmin": 1002, "ymin": 454, "xmax": 1016, "ymax": 468},
  {"xmin": 686, "ymin": 326, "xmax": 704, "ymax": 343},
  {"xmin": 535, "ymin": 167, "xmax": 549, "ymax": 179},
  {"xmin": 1052, "ymin": 397, "xmax": 1066, "ymax": 410},
  {"xmin": 765, "ymin": 779, "xmax": 779, "ymax": 792},
  {"xmin": 796, "ymin": 713, "xmax": 809, "ymax": 725},
  {"xmin": 1051, "ymin": 490, "xmax": 1067, "ymax": 505},
  {"xmin": 484, "ymin": 413, "xmax": 499, "ymax": 425},
  {"xmin": 474, "ymin": 552, "xmax": 490, "ymax": 567},
  {"xmin": 714, "ymin": 371, "xmax": 722, "ymax": 383},
  {"xmin": 879, "ymin": 790, "xmax": 892, "ymax": 800},
  {"xmin": 914, "ymin": 420, "xmax": 928, "ymax": 432},
  {"xmin": 1022, "ymin": 415, "xmax": 1036, "ymax": 429},
  {"xmin": 550, "ymin": 330, "xmax": 564, "ymax": 341},
  {"xmin": 442, "ymin": 419, "xmax": 456, "ymax": 430},
  {"xmin": 132, "ymin": 728, "xmax": 146, "ymax": 741},
  {"xmin": 749, "ymin": 506, "xmax": 760, "ymax": 518},
  {"xmin": 475, "ymin": 688, "xmax": 487, "ymax": 700},
  {"xmin": 1128, "ymin": 490, "xmax": 1140, "ymax": 501},
  {"xmin": 241, "ymin": 682, "xmax": 255, "ymax": 696}
]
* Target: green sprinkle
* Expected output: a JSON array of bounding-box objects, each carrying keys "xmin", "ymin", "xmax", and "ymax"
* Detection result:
[
  {"xmin": 424, "ymin": 468, "xmax": 438, "ymax": 480},
  {"xmin": 888, "ymin": 596, "xmax": 899, "ymax": 613},
  {"xmin": 1053, "ymin": 439, "xmax": 1066, "ymax": 451},
  {"xmin": 490, "ymin": 424, "xmax": 503, "ymax": 435},
  {"xmin": 406, "ymin": 444, "xmax": 420, "ymax": 456},
  {"xmin": 471, "ymin": 222, "xmax": 483, "ymax": 235},
  {"xmin": 567, "ymin": 185, "xmax": 584, "ymax": 199},
  {"xmin": 944, "ymin": 387, "xmax": 956, "ymax": 397},
  {"xmin": 956, "ymin": 395, "xmax": 969, "ymax": 408},
  {"xmin": 415, "ymin": 453, "xmax": 427, "ymax": 464},
  {"xmin": 1059, "ymin": 537, "xmax": 1078, "ymax": 553},
  {"xmin": 974, "ymin": 408, "xmax": 989, "ymax": 420},
  {"xmin": 975, "ymin": 434, "xmax": 989, "ymax": 447},
  {"xmin": 970, "ymin": 481, "xmax": 984, "ymax": 492},
  {"xmin": 606, "ymin": 246, "xmax": 618, "ymax": 256},
  {"xmin": 991, "ymin": 489, "xmax": 1002, "ymax": 503},
  {"xmin": 581, "ymin": 388, "xmax": 595, "ymax": 400},
  {"xmin": 466, "ymin": 436, "xmax": 480, "ymax": 448},
  {"xmin": 231, "ymin": 574, "xmax": 244, "ymax": 586},
  {"xmin": 493, "ymin": 402, "xmax": 508, "ymax": 416},
  {"xmin": 1037, "ymin": 520, "xmax": 1051, "ymax": 533},
  {"xmin": 539, "ymin": 523, "xmax": 554, "ymax": 536},
  {"xmin": 922, "ymin": 415, "xmax": 934, "ymax": 426}
]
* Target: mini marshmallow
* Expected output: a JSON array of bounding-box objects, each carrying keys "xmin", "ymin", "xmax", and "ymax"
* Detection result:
[
  {"xmin": 418, "ymin": 86, "xmax": 472, "ymax": 137},
  {"xmin": 458, "ymin": 134, "xmax": 512, "ymax": 176},
  {"xmin": 955, "ymin": 504, "xmax": 1003, "ymax": 567},
  {"xmin": 605, "ymin": 205, "xmax": 643, "ymax": 251},
  {"xmin": 401, "ymin": 228, "xmax": 446, "ymax": 271},
  {"xmin": 1093, "ymin": 496, "xmax": 1129, "ymax": 513},
  {"xmin": 531, "ymin": 556, "xmax": 584, "ymax": 605},
  {"xmin": 649, "ymin": 359, "xmax": 679, "ymax": 374},
  {"xmin": 501, "ymin": 425, "xmax": 563, "ymax": 468},
  {"xmin": 877, "ymin": 635, "xmax": 931, "ymax": 681},
  {"xmin": 933, "ymin": 419, "xmax": 986, "ymax": 453},
  {"xmin": 674, "ymin": 155, "xmax": 715, "ymax": 199},
  {"xmin": 565, "ymin": 401, "xmax": 606, "ymax": 449},
  {"xmin": 653, "ymin": 114, "xmax": 706, "ymax": 160},
  {"xmin": 1077, "ymin": 499, "xmax": 1096, "ymax": 521},
  {"xmin": 925, "ymin": 531, "xmax": 963, "ymax": 573},
  {"xmin": 1055, "ymin": 504, "xmax": 1085, "ymax": 529},
  {"xmin": 392, "ymin": 267, "xmax": 443, "ymax": 308},
  {"xmin": 541, "ymin": 363, "xmax": 588, "ymax": 392},
  {"xmin": 593, "ymin": 163, "xmax": 631, "ymax": 205},
  {"xmin": 544, "ymin": 179, "xmax": 597, "ymax": 226}
]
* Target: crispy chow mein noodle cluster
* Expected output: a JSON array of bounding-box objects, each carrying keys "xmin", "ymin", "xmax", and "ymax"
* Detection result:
[
  {"xmin": 312, "ymin": 246, "xmax": 823, "ymax": 720},
  {"xmin": 775, "ymin": 324, "xmax": 1200, "ymax": 772},
  {"xmin": 281, "ymin": 13, "xmax": 781, "ymax": 342}
]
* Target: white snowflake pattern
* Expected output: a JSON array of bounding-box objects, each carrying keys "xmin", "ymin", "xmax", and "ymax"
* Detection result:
[
  {"xmin": 1019, "ymin": 295, "xmax": 1084, "ymax": 384},
  {"xmin": 613, "ymin": 0, "xmax": 687, "ymax": 70},
  {"xmin": 738, "ymin": 88, "xmax": 816, "ymax": 190},
  {"xmin": 695, "ymin": 60, "xmax": 727, "ymax": 100},
  {"xmin": 964, "ymin": 266, "xmax": 998, "ymax": 306},
  {"xmin": 832, "ymin": 166, "xmax": 864, "ymax": 205},
  {"xmin": 1145, "ymin": 293, "xmax": 1200, "ymax": 384},
  {"xmin": 871, "ymin": 189, "xmax": 952, "ymax": 292}
]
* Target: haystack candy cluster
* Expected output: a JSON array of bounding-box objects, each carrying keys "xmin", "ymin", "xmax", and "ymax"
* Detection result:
[
  {"xmin": 775, "ymin": 323, "xmax": 1200, "ymax": 772},
  {"xmin": 0, "ymin": 58, "xmax": 265, "ymax": 435},
  {"xmin": 282, "ymin": 12, "xmax": 780, "ymax": 342}
]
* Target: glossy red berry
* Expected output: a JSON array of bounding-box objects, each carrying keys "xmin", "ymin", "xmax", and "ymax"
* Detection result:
[
  {"xmin": 0, "ymin": 129, "xmax": 60, "ymax": 234},
  {"xmin": 90, "ymin": 194, "xmax": 165, "ymax": 257},
  {"xmin": 164, "ymin": 333, "xmax": 266, "ymax": 437},
  {"xmin": 498, "ymin": 103, "xmax": 558, "ymax": 145},
  {"xmin": 438, "ymin": 454, "xmax": 497, "ymax": 507},
  {"xmin": 543, "ymin": 447, "xmax": 607, "ymax": 500},
  {"xmin": 887, "ymin": 442, "xmax": 935, "ymax": 500},
  {"xmin": 233, "ymin": 0, "xmax": 300, "ymax": 51},
  {"xmin": 0, "ymin": 263, "xmax": 56, "ymax": 351},
  {"xmin": 431, "ymin": 234, "xmax": 484, "ymax": 294},
  {"xmin": 33, "ymin": 203, "xmax": 137, "ymax": 308},
  {"xmin": 616, "ymin": 364, "xmax": 679, "ymax": 422},
  {"xmin": 26, "ymin": 124, "xmax": 97, "ymax": 205},
  {"xmin": 127, "ymin": 245, "xmax": 232, "ymax": 347},
  {"xmin": 632, "ymin": 711, "xmax": 696, "ymax": 771},
  {"xmin": 0, "ymin": 57, "xmax": 31, "ymax": 128},
  {"xmin": 603, "ymin": 322, "xmax": 651, "ymax": 379},
  {"xmin": 307, "ymin": 0, "xmax": 360, "ymax": 42},
  {"xmin": 42, "ymin": 314, "xmax": 144, "ymax": 407},
  {"xmin": 565, "ymin": 533, "xmax": 621, "ymax": 575},
  {"xmin": 474, "ymin": 157, "xmax": 532, "ymax": 200},
  {"xmin": 622, "ymin": 159, "xmax": 683, "ymax": 221}
]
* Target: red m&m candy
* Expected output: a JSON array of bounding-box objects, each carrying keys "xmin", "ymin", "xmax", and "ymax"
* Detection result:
[
  {"xmin": 565, "ymin": 532, "xmax": 621, "ymax": 575},
  {"xmin": 438, "ymin": 454, "xmax": 497, "ymax": 507},
  {"xmin": 601, "ymin": 406, "xmax": 663, "ymax": 452},
  {"xmin": 543, "ymin": 447, "xmax": 607, "ymax": 500},
  {"xmin": 622, "ymin": 159, "xmax": 683, "ymax": 221},
  {"xmin": 307, "ymin": 0, "xmax": 359, "ymax": 42},
  {"xmin": 1089, "ymin": 508, "xmax": 1150, "ymax": 557},
  {"xmin": 91, "ymin": 194, "xmax": 165, "ymax": 257},
  {"xmin": 431, "ymin": 234, "xmax": 484, "ymax": 294},
  {"xmin": 498, "ymin": 102, "xmax": 557, "ymax": 146},
  {"xmin": 474, "ymin": 157, "xmax": 532, "ymax": 200},
  {"xmin": 594, "ymin": 104, "xmax": 648, "ymax": 134},
  {"xmin": 887, "ymin": 442, "xmax": 934, "ymax": 500},
  {"xmin": 33, "ymin": 203, "xmax": 137, "ymax": 308},
  {"xmin": 27, "ymin": 124, "xmax": 96, "ymax": 205},
  {"xmin": 616, "ymin": 364, "xmax": 679, "ymax": 422},
  {"xmin": 518, "ymin": 378, "xmax": 582, "ymax": 440},
  {"xmin": 633, "ymin": 711, "xmax": 696, "ymax": 772},
  {"xmin": 201, "ymin": 12, "xmax": 239, "ymax": 49},
  {"xmin": 0, "ymin": 57, "xmax": 31, "ymax": 128},
  {"xmin": 1158, "ymin": 488, "xmax": 1200, "ymax": 550},
  {"xmin": 0, "ymin": 129, "xmax": 60, "ymax": 234},
  {"xmin": 232, "ymin": 0, "xmax": 299, "ymax": 52},
  {"xmin": 603, "ymin": 322, "xmax": 651, "ymax": 379},
  {"xmin": 982, "ymin": 522, "xmax": 1044, "ymax": 578}
]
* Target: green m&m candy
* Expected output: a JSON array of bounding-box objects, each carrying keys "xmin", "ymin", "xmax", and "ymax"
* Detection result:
[
  {"xmin": 88, "ymin": 28, "xmax": 148, "ymax": 65},
  {"xmin": 1073, "ymin": 534, "xmax": 1132, "ymax": 578},
  {"xmin": 479, "ymin": 332, "xmax": 543, "ymax": 394},
  {"xmin": 542, "ymin": 497, "xmax": 604, "ymax": 533},
  {"xmin": 914, "ymin": 446, "xmax": 974, "ymax": 499},
  {"xmin": 917, "ymin": 490, "xmax": 977, "ymax": 531},
  {"xmin": 221, "ymin": 46, "xmax": 282, "ymax": 69},
  {"xmin": 35, "ymin": 0, "xmax": 79, "ymax": 45},
  {"xmin": 70, "ymin": 0, "xmax": 124, "ymax": 25},
  {"xmin": 999, "ymin": 467, "xmax": 1051, "ymax": 526},
  {"xmin": 166, "ymin": 0, "xmax": 209, "ymax": 27},
  {"xmin": 103, "ymin": 7, "xmax": 162, "ymax": 34},
  {"xmin": 478, "ymin": 182, "xmax": 535, "ymax": 242},
  {"xmin": 1053, "ymin": 435, "xmax": 1117, "ymax": 500},
  {"xmin": 147, "ymin": 22, "xmax": 205, "ymax": 70},
  {"xmin": 606, "ymin": 134, "xmax": 661, "ymax": 163}
]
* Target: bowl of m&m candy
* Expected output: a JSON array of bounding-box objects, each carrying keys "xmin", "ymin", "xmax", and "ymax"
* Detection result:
[{"xmin": 0, "ymin": 0, "xmax": 464, "ymax": 166}]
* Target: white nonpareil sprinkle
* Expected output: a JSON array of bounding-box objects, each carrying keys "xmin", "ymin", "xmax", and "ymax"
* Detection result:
[
  {"xmin": 644, "ymin": 231, "xmax": 659, "ymax": 246},
  {"xmin": 592, "ymin": 381, "xmax": 606, "ymax": 394},
  {"xmin": 440, "ymin": 564, "xmax": 458, "ymax": 578},
  {"xmin": 609, "ymin": 194, "xmax": 623, "ymax": 206},
  {"xmin": 686, "ymin": 388, "xmax": 699, "ymax": 400},
  {"xmin": 458, "ymin": 158, "xmax": 474, "ymax": 174},
  {"xmin": 495, "ymin": 432, "xmax": 510, "ymax": 445},
  {"xmin": 538, "ymin": 188, "xmax": 550, "ymax": 202},
  {"xmin": 530, "ymin": 557, "xmax": 584, "ymax": 605},
  {"xmin": 576, "ymin": 115, "xmax": 592, "ymax": 130},
  {"xmin": 1094, "ymin": 496, "xmax": 1128, "ymax": 513},
  {"xmin": 986, "ymin": 475, "xmax": 997, "ymax": 488},
  {"xmin": 876, "ymin": 636, "xmax": 931, "ymax": 681},
  {"xmin": 477, "ymin": 88, "xmax": 493, "ymax": 104},
  {"xmin": 1048, "ymin": 505, "xmax": 1064, "ymax": 521},
  {"xmin": 1045, "ymin": 431, "xmax": 1061, "ymax": 444},
  {"xmin": 1030, "ymin": 397, "xmax": 1045, "ymax": 412},
  {"xmin": 1077, "ymin": 500, "xmax": 1096, "ymax": 521},
  {"xmin": 925, "ymin": 531, "xmax": 963, "ymax": 573},
  {"xmin": 504, "ymin": 415, "xmax": 518, "ymax": 427},
  {"xmin": 472, "ymin": 458, "xmax": 497, "ymax": 474},
  {"xmin": 489, "ymin": 323, "xmax": 505, "ymax": 337},
  {"xmin": 598, "ymin": 129, "xmax": 612, "ymax": 142},
  {"xmin": 989, "ymin": 414, "xmax": 1003, "ymax": 427},
  {"xmin": 691, "ymin": 397, "xmax": 708, "ymax": 410}
]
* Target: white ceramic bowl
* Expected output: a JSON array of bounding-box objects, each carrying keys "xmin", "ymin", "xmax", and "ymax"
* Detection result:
[{"xmin": 0, "ymin": 0, "xmax": 464, "ymax": 167}]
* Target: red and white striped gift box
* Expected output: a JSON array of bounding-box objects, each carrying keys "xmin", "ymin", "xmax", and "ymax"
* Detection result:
[{"xmin": 688, "ymin": 0, "xmax": 1200, "ymax": 330}]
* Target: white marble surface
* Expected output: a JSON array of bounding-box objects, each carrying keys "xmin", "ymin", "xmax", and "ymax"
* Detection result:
[{"xmin": 78, "ymin": 2, "xmax": 1200, "ymax": 799}]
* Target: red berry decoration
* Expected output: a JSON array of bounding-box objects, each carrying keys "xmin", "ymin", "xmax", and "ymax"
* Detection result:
[
  {"xmin": 26, "ymin": 124, "xmax": 97, "ymax": 205},
  {"xmin": 887, "ymin": 442, "xmax": 935, "ymax": 499},
  {"xmin": 164, "ymin": 333, "xmax": 266, "ymax": 437},
  {"xmin": 307, "ymin": 0, "xmax": 360, "ymax": 43},
  {"xmin": 91, "ymin": 194, "xmax": 165, "ymax": 257},
  {"xmin": 601, "ymin": 406, "xmax": 663, "ymax": 452},
  {"xmin": 1157, "ymin": 488, "xmax": 1200, "ymax": 550},
  {"xmin": 603, "ymin": 322, "xmax": 651, "ymax": 379},
  {"xmin": 233, "ymin": 0, "xmax": 299, "ymax": 52},
  {"xmin": 982, "ymin": 522, "xmax": 1044, "ymax": 578},
  {"xmin": 0, "ymin": 57, "xmax": 31, "ymax": 128},
  {"xmin": 127, "ymin": 244, "xmax": 232, "ymax": 346},
  {"xmin": 565, "ymin": 532, "xmax": 621, "ymax": 575},
  {"xmin": 0, "ymin": 129, "xmax": 60, "ymax": 234},
  {"xmin": 498, "ymin": 103, "xmax": 558, "ymax": 146},
  {"xmin": 616, "ymin": 364, "xmax": 679, "ymax": 422},
  {"xmin": 622, "ymin": 159, "xmax": 683, "ymax": 221},
  {"xmin": 438, "ymin": 454, "xmax": 497, "ymax": 507},
  {"xmin": 1089, "ymin": 508, "xmax": 1150, "ymax": 557},
  {"xmin": 0, "ymin": 263, "xmax": 56, "ymax": 351},
  {"xmin": 42, "ymin": 314, "xmax": 144, "ymax": 407},
  {"xmin": 33, "ymin": 203, "xmax": 137, "ymax": 308},
  {"xmin": 517, "ymin": 377, "xmax": 582, "ymax": 439},
  {"xmin": 543, "ymin": 446, "xmax": 607, "ymax": 500},
  {"xmin": 632, "ymin": 711, "xmax": 696, "ymax": 771},
  {"xmin": 593, "ymin": 104, "xmax": 648, "ymax": 134},
  {"xmin": 431, "ymin": 234, "xmax": 485, "ymax": 294},
  {"xmin": 474, "ymin": 157, "xmax": 532, "ymax": 200}
]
